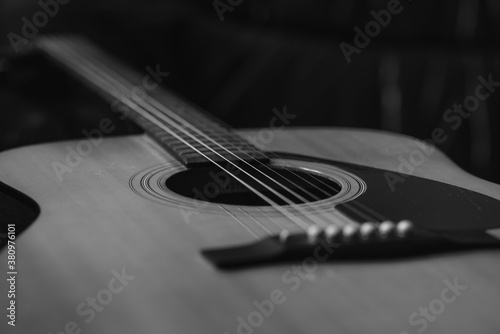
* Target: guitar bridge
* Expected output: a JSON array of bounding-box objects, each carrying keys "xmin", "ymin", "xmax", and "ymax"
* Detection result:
[{"xmin": 201, "ymin": 221, "xmax": 498, "ymax": 268}]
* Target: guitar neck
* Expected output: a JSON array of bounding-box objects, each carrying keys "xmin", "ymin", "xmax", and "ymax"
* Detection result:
[{"xmin": 33, "ymin": 35, "xmax": 268, "ymax": 167}]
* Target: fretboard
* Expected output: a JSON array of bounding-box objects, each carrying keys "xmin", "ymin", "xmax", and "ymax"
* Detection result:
[{"xmin": 33, "ymin": 35, "xmax": 269, "ymax": 167}]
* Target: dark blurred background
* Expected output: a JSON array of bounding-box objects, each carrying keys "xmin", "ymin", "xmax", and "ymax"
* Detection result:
[{"xmin": 0, "ymin": 0, "xmax": 499, "ymax": 183}]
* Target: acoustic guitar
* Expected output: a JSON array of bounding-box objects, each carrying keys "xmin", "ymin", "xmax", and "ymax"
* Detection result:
[{"xmin": 1, "ymin": 36, "xmax": 500, "ymax": 334}]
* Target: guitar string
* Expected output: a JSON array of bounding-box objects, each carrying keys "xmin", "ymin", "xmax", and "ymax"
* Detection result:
[
  {"xmin": 54, "ymin": 37, "xmax": 355, "ymax": 229},
  {"xmin": 52, "ymin": 36, "xmax": 384, "ymax": 230},
  {"xmin": 55, "ymin": 38, "xmax": 336, "ymax": 230},
  {"xmin": 235, "ymin": 148, "xmax": 388, "ymax": 222},
  {"xmin": 41, "ymin": 37, "xmax": 325, "ymax": 232},
  {"xmin": 59, "ymin": 38, "xmax": 370, "ymax": 228},
  {"xmin": 178, "ymin": 130, "xmax": 381, "ymax": 224},
  {"xmin": 43, "ymin": 37, "xmax": 381, "ymax": 236},
  {"xmin": 236, "ymin": 207, "xmax": 274, "ymax": 235},
  {"xmin": 213, "ymin": 141, "xmax": 388, "ymax": 222},
  {"xmin": 220, "ymin": 206, "xmax": 262, "ymax": 239},
  {"xmin": 48, "ymin": 37, "xmax": 388, "ymax": 235},
  {"xmin": 47, "ymin": 42, "xmax": 313, "ymax": 233}
]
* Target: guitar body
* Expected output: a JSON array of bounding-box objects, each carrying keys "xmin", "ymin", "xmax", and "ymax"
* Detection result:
[{"xmin": 1, "ymin": 128, "xmax": 500, "ymax": 334}]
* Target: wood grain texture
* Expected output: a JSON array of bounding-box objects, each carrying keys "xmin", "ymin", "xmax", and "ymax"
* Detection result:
[{"xmin": 1, "ymin": 128, "xmax": 499, "ymax": 334}]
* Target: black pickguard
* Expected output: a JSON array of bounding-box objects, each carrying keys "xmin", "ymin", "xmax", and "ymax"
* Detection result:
[
  {"xmin": 202, "ymin": 152, "xmax": 500, "ymax": 268},
  {"xmin": 274, "ymin": 151, "xmax": 500, "ymax": 244}
]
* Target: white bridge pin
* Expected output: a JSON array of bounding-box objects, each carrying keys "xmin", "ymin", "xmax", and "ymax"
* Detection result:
[
  {"xmin": 325, "ymin": 225, "xmax": 341, "ymax": 243},
  {"xmin": 279, "ymin": 229, "xmax": 290, "ymax": 243},
  {"xmin": 378, "ymin": 221, "xmax": 395, "ymax": 239},
  {"xmin": 307, "ymin": 225, "xmax": 322, "ymax": 244},
  {"xmin": 359, "ymin": 222, "xmax": 376, "ymax": 240},
  {"xmin": 396, "ymin": 220, "xmax": 413, "ymax": 238},
  {"xmin": 342, "ymin": 223, "xmax": 359, "ymax": 242}
]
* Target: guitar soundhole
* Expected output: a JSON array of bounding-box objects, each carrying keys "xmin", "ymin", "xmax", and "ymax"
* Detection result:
[{"xmin": 165, "ymin": 165, "xmax": 341, "ymax": 206}]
